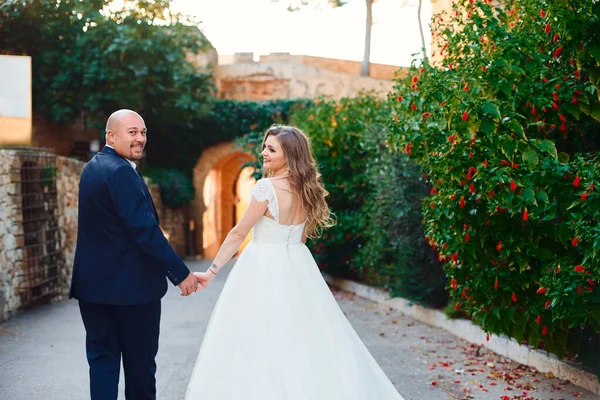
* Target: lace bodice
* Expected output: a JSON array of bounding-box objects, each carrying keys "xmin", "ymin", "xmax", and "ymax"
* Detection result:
[{"xmin": 249, "ymin": 179, "xmax": 305, "ymax": 247}]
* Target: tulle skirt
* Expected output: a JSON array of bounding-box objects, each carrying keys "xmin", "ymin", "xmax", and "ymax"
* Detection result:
[{"xmin": 184, "ymin": 241, "xmax": 404, "ymax": 400}]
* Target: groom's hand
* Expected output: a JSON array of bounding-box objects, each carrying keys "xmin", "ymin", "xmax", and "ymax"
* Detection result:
[{"xmin": 178, "ymin": 272, "xmax": 199, "ymax": 296}]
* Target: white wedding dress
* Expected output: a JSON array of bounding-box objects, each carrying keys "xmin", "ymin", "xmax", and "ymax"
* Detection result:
[{"xmin": 185, "ymin": 179, "xmax": 404, "ymax": 400}]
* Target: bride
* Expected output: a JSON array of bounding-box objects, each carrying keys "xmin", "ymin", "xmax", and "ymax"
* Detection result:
[{"xmin": 186, "ymin": 125, "xmax": 404, "ymax": 399}]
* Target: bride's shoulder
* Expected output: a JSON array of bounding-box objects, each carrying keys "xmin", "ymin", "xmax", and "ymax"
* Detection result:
[{"xmin": 250, "ymin": 178, "xmax": 274, "ymax": 201}]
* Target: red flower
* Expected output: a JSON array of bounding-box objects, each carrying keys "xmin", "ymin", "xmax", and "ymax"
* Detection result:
[
  {"xmin": 573, "ymin": 175, "xmax": 581, "ymax": 187},
  {"xmin": 462, "ymin": 111, "xmax": 469, "ymax": 121},
  {"xmin": 545, "ymin": 300, "xmax": 551, "ymax": 309},
  {"xmin": 451, "ymin": 278, "xmax": 458, "ymax": 289},
  {"xmin": 449, "ymin": 194, "xmax": 456, "ymax": 200},
  {"xmin": 494, "ymin": 278, "xmax": 499, "ymax": 290},
  {"xmin": 554, "ymin": 47, "xmax": 563, "ymax": 58},
  {"xmin": 542, "ymin": 326, "xmax": 548, "ymax": 335},
  {"xmin": 540, "ymin": 9, "xmax": 545, "ymax": 18},
  {"xmin": 574, "ymin": 265, "xmax": 585, "ymax": 273},
  {"xmin": 465, "ymin": 233, "xmax": 471, "ymax": 242},
  {"xmin": 430, "ymin": 187, "xmax": 437, "ymax": 195},
  {"xmin": 448, "ymin": 134, "xmax": 457, "ymax": 142},
  {"xmin": 531, "ymin": 106, "xmax": 536, "ymax": 115},
  {"xmin": 451, "ymin": 252, "xmax": 458, "ymax": 262},
  {"xmin": 454, "ymin": 302, "xmax": 460, "ymax": 311},
  {"xmin": 537, "ymin": 287, "xmax": 547, "ymax": 294},
  {"xmin": 500, "ymin": 160, "xmax": 511, "ymax": 166},
  {"xmin": 535, "ymin": 315, "xmax": 541, "ymax": 324},
  {"xmin": 469, "ymin": 183, "xmax": 475, "ymax": 194},
  {"xmin": 511, "ymin": 292, "xmax": 518, "ymax": 303},
  {"xmin": 483, "ymin": 160, "xmax": 488, "ymax": 168},
  {"xmin": 578, "ymin": 286, "xmax": 582, "ymax": 294},
  {"xmin": 589, "ymin": 183, "xmax": 595, "ymax": 191},
  {"xmin": 496, "ymin": 241, "xmax": 503, "ymax": 251},
  {"xmin": 522, "ymin": 209, "xmax": 529, "ymax": 221},
  {"xmin": 581, "ymin": 192, "xmax": 588, "ymax": 201},
  {"xmin": 482, "ymin": 66, "xmax": 487, "ymax": 72},
  {"xmin": 411, "ymin": 103, "xmax": 417, "ymax": 112},
  {"xmin": 574, "ymin": 89, "xmax": 582, "ymax": 96},
  {"xmin": 587, "ymin": 280, "xmax": 596, "ymax": 287},
  {"xmin": 489, "ymin": 190, "xmax": 495, "ymax": 198},
  {"xmin": 459, "ymin": 198, "xmax": 466, "ymax": 208},
  {"xmin": 572, "ymin": 237, "xmax": 579, "ymax": 247},
  {"xmin": 553, "ymin": 33, "xmax": 560, "ymax": 43},
  {"xmin": 440, "ymin": 101, "xmax": 446, "ymax": 106},
  {"xmin": 574, "ymin": 70, "xmax": 580, "ymax": 78},
  {"xmin": 397, "ymin": 95, "xmax": 403, "ymax": 102},
  {"xmin": 422, "ymin": 112, "xmax": 432, "ymax": 119},
  {"xmin": 464, "ymin": 84, "xmax": 470, "ymax": 92},
  {"xmin": 553, "ymin": 92, "xmax": 559, "ymax": 102},
  {"xmin": 412, "ymin": 76, "xmax": 419, "ymax": 84},
  {"xmin": 559, "ymin": 114, "xmax": 567, "ymax": 122},
  {"xmin": 510, "ymin": 180, "xmax": 517, "ymax": 191},
  {"xmin": 544, "ymin": 23, "xmax": 551, "ymax": 33}
]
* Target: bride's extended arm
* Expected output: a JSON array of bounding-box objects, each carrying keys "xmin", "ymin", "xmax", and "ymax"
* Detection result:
[{"xmin": 195, "ymin": 198, "xmax": 268, "ymax": 286}]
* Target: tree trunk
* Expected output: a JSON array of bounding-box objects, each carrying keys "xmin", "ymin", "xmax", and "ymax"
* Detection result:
[
  {"xmin": 417, "ymin": 0, "xmax": 427, "ymax": 59},
  {"xmin": 360, "ymin": 0, "xmax": 373, "ymax": 77}
]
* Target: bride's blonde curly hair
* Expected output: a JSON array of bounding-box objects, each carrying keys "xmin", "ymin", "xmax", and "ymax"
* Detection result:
[{"xmin": 261, "ymin": 124, "xmax": 335, "ymax": 238}]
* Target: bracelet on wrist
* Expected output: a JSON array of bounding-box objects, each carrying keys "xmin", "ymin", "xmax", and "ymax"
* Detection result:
[{"xmin": 208, "ymin": 264, "xmax": 218, "ymax": 275}]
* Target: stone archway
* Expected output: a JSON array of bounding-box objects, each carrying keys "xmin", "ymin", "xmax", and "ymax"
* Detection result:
[{"xmin": 192, "ymin": 142, "xmax": 256, "ymax": 258}]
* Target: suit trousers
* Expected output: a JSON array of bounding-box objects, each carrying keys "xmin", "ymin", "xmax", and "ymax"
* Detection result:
[{"xmin": 79, "ymin": 300, "xmax": 161, "ymax": 400}]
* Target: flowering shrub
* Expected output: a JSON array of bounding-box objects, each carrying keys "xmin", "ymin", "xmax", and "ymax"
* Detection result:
[{"xmin": 388, "ymin": 0, "xmax": 600, "ymax": 364}]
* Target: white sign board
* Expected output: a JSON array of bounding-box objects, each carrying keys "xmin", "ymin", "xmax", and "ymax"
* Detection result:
[{"xmin": 0, "ymin": 55, "xmax": 32, "ymax": 146}]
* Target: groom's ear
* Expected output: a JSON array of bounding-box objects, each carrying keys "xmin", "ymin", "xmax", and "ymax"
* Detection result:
[{"xmin": 106, "ymin": 130, "xmax": 115, "ymax": 145}]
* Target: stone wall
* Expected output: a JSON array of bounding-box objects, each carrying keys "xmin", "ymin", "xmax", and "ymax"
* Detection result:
[
  {"xmin": 257, "ymin": 53, "xmax": 403, "ymax": 81},
  {"xmin": 0, "ymin": 150, "xmax": 23, "ymax": 321},
  {"xmin": 148, "ymin": 183, "xmax": 188, "ymax": 257},
  {"xmin": 55, "ymin": 156, "xmax": 85, "ymax": 292},
  {"xmin": 216, "ymin": 62, "xmax": 399, "ymax": 101}
]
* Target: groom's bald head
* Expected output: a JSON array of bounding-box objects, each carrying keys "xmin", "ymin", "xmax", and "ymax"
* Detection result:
[{"xmin": 105, "ymin": 109, "xmax": 147, "ymax": 161}]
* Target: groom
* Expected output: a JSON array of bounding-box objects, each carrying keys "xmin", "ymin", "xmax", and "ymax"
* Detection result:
[{"xmin": 70, "ymin": 109, "xmax": 199, "ymax": 400}]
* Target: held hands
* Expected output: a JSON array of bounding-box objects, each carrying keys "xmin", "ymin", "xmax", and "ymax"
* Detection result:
[
  {"xmin": 178, "ymin": 272, "xmax": 201, "ymax": 296},
  {"xmin": 193, "ymin": 271, "xmax": 214, "ymax": 290}
]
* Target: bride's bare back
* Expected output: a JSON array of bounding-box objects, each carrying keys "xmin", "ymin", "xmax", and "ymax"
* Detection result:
[{"xmin": 265, "ymin": 177, "xmax": 306, "ymax": 226}]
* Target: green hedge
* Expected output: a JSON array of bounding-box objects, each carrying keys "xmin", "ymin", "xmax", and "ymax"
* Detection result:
[{"xmin": 388, "ymin": 0, "xmax": 600, "ymax": 371}]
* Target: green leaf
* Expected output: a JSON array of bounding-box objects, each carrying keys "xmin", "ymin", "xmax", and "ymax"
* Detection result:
[
  {"xmin": 522, "ymin": 150, "xmax": 539, "ymax": 169},
  {"xmin": 500, "ymin": 81, "xmax": 513, "ymax": 96},
  {"xmin": 539, "ymin": 140, "xmax": 557, "ymax": 159},
  {"xmin": 512, "ymin": 311, "xmax": 526, "ymax": 343},
  {"xmin": 558, "ymin": 152, "xmax": 570, "ymax": 163},
  {"xmin": 501, "ymin": 137, "xmax": 517, "ymax": 159},
  {"xmin": 481, "ymin": 101, "xmax": 501, "ymax": 119},
  {"xmin": 536, "ymin": 190, "xmax": 549, "ymax": 203},
  {"xmin": 590, "ymin": 46, "xmax": 600, "ymax": 65},
  {"xmin": 522, "ymin": 188, "xmax": 537, "ymax": 205},
  {"xmin": 480, "ymin": 118, "xmax": 496, "ymax": 137}
]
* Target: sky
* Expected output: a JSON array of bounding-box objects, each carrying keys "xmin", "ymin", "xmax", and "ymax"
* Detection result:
[{"xmin": 170, "ymin": 0, "xmax": 433, "ymax": 67}]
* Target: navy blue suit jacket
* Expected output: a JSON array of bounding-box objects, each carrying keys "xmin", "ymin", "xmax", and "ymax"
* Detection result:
[{"xmin": 70, "ymin": 146, "xmax": 190, "ymax": 305}]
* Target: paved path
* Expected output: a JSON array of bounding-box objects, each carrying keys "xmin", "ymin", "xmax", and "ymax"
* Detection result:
[{"xmin": 0, "ymin": 259, "xmax": 597, "ymax": 400}]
